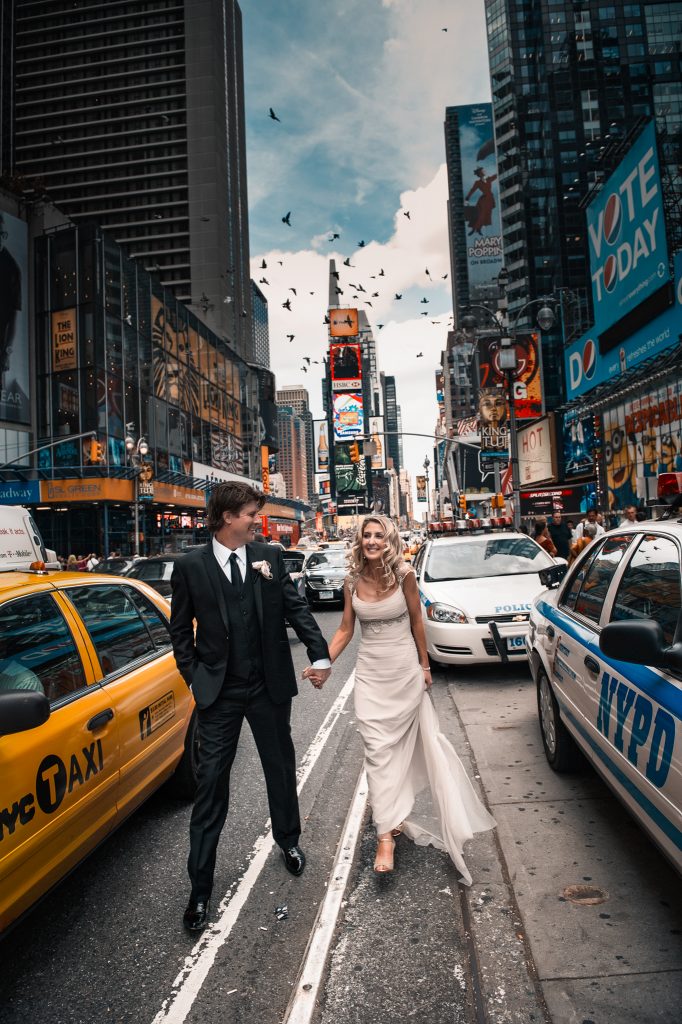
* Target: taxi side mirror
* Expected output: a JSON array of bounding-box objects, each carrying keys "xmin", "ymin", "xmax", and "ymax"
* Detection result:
[
  {"xmin": 539, "ymin": 563, "xmax": 568, "ymax": 589},
  {"xmin": 599, "ymin": 620, "xmax": 682, "ymax": 673},
  {"xmin": 0, "ymin": 691, "xmax": 50, "ymax": 736}
]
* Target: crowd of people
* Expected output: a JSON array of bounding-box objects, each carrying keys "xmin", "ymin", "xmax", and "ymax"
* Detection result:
[{"xmin": 526, "ymin": 504, "xmax": 645, "ymax": 565}]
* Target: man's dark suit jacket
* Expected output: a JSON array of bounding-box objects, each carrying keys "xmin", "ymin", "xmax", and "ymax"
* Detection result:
[{"xmin": 169, "ymin": 541, "xmax": 329, "ymax": 709}]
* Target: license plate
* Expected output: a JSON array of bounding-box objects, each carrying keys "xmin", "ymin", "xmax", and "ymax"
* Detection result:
[
  {"xmin": 507, "ymin": 635, "xmax": 526, "ymax": 651},
  {"xmin": 320, "ymin": 591, "xmax": 334, "ymax": 599}
]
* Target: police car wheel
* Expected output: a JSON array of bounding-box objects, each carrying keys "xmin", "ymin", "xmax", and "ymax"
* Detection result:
[
  {"xmin": 169, "ymin": 710, "xmax": 200, "ymax": 799},
  {"xmin": 537, "ymin": 670, "xmax": 580, "ymax": 772}
]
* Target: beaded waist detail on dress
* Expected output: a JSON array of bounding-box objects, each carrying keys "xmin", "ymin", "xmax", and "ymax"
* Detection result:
[{"xmin": 359, "ymin": 610, "xmax": 409, "ymax": 635}]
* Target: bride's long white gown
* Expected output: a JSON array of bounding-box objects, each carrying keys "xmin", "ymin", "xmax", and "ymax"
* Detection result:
[{"xmin": 352, "ymin": 580, "xmax": 495, "ymax": 885}]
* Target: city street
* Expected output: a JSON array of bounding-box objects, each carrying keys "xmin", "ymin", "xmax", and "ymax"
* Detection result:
[{"xmin": 1, "ymin": 610, "xmax": 679, "ymax": 1024}]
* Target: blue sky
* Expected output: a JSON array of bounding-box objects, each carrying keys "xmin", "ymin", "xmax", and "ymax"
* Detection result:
[{"xmin": 240, "ymin": 0, "xmax": 491, "ymax": 497}]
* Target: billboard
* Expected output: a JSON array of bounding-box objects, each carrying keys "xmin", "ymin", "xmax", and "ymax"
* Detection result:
[
  {"xmin": 587, "ymin": 121, "xmax": 668, "ymax": 335},
  {"xmin": 456, "ymin": 103, "xmax": 504, "ymax": 295},
  {"xmin": 329, "ymin": 307, "xmax": 359, "ymax": 337},
  {"xmin": 601, "ymin": 378, "xmax": 682, "ymax": 511},
  {"xmin": 416, "ymin": 476, "xmax": 427, "ymax": 502},
  {"xmin": 563, "ymin": 411, "xmax": 598, "ymax": 479},
  {"xmin": 52, "ymin": 309, "xmax": 78, "ymax": 372},
  {"xmin": 478, "ymin": 387, "xmax": 508, "ymax": 457},
  {"xmin": 520, "ymin": 483, "xmax": 598, "ymax": 518},
  {"xmin": 334, "ymin": 442, "xmax": 366, "ymax": 508},
  {"xmin": 564, "ymin": 250, "xmax": 682, "ymax": 400},
  {"xmin": 0, "ymin": 210, "xmax": 29, "ymax": 424},
  {"xmin": 477, "ymin": 333, "xmax": 542, "ymax": 419},
  {"xmin": 314, "ymin": 419, "xmax": 330, "ymax": 473},
  {"xmin": 368, "ymin": 415, "xmax": 385, "ymax": 470},
  {"xmin": 332, "ymin": 392, "xmax": 363, "ymax": 441},
  {"xmin": 517, "ymin": 416, "xmax": 557, "ymax": 487},
  {"xmin": 330, "ymin": 342, "xmax": 362, "ymax": 392}
]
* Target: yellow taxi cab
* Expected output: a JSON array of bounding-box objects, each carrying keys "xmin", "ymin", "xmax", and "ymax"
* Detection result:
[{"xmin": 0, "ymin": 561, "xmax": 198, "ymax": 936}]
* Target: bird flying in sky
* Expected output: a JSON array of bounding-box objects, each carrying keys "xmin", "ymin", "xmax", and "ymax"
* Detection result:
[
  {"xmin": 269, "ymin": 107, "xmax": 280, "ymax": 121},
  {"xmin": 282, "ymin": 298, "xmax": 292, "ymax": 310},
  {"xmin": 282, "ymin": 211, "xmax": 291, "ymax": 225}
]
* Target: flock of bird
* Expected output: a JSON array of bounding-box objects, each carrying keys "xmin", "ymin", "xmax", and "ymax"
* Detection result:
[{"xmin": 259, "ymin": 106, "xmax": 455, "ymax": 376}]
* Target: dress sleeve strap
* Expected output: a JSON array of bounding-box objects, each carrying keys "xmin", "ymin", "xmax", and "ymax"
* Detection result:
[{"xmin": 398, "ymin": 565, "xmax": 415, "ymax": 589}]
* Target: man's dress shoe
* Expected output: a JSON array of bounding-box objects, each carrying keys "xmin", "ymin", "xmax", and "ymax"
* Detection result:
[
  {"xmin": 183, "ymin": 898, "xmax": 210, "ymax": 932},
  {"xmin": 281, "ymin": 844, "xmax": 306, "ymax": 876}
]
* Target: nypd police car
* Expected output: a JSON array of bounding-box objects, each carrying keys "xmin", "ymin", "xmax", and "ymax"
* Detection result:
[
  {"xmin": 528, "ymin": 512, "xmax": 681, "ymax": 872},
  {"xmin": 413, "ymin": 523, "xmax": 558, "ymax": 666}
]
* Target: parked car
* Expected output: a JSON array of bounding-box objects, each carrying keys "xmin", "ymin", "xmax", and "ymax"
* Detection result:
[
  {"xmin": 0, "ymin": 563, "xmax": 198, "ymax": 935},
  {"xmin": 303, "ymin": 549, "xmax": 348, "ymax": 608},
  {"xmin": 93, "ymin": 556, "xmax": 137, "ymax": 575},
  {"xmin": 528, "ymin": 514, "xmax": 682, "ymax": 873},
  {"xmin": 282, "ymin": 549, "xmax": 306, "ymax": 599},
  {"xmin": 412, "ymin": 527, "xmax": 557, "ymax": 665},
  {"xmin": 125, "ymin": 553, "xmax": 185, "ymax": 600}
]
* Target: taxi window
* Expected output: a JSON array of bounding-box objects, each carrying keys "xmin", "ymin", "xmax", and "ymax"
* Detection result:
[
  {"xmin": 0, "ymin": 593, "xmax": 86, "ymax": 702},
  {"xmin": 570, "ymin": 535, "xmax": 633, "ymax": 624},
  {"xmin": 610, "ymin": 534, "xmax": 682, "ymax": 645},
  {"xmin": 67, "ymin": 584, "xmax": 158, "ymax": 675},
  {"xmin": 124, "ymin": 585, "xmax": 172, "ymax": 650},
  {"xmin": 131, "ymin": 560, "xmax": 175, "ymax": 582}
]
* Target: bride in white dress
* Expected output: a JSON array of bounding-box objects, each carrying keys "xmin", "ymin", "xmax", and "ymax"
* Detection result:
[{"xmin": 305, "ymin": 515, "xmax": 495, "ymax": 882}]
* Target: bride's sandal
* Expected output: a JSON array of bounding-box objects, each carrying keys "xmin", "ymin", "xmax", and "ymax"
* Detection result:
[
  {"xmin": 391, "ymin": 824, "xmax": 403, "ymax": 838},
  {"xmin": 373, "ymin": 836, "xmax": 395, "ymax": 874}
]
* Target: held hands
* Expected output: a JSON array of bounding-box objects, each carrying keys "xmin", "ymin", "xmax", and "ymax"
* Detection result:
[{"xmin": 302, "ymin": 665, "xmax": 330, "ymax": 689}]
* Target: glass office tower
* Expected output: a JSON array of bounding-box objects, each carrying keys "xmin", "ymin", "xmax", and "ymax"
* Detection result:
[{"xmin": 485, "ymin": 0, "xmax": 682, "ymax": 407}]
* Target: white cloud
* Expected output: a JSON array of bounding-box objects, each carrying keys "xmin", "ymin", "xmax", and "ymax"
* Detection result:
[{"xmin": 252, "ymin": 164, "xmax": 453, "ymax": 504}]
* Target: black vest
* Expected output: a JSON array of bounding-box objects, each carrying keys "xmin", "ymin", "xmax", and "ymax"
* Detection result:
[{"xmin": 219, "ymin": 561, "xmax": 264, "ymax": 683}]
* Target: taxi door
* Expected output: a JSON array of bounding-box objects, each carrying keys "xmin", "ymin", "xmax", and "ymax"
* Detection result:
[
  {"xmin": 62, "ymin": 582, "xmax": 192, "ymax": 823},
  {"xmin": 0, "ymin": 584, "xmax": 120, "ymax": 933}
]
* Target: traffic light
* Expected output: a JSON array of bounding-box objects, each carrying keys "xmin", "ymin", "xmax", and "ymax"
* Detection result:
[
  {"xmin": 458, "ymin": 494, "xmax": 467, "ymax": 512},
  {"xmin": 89, "ymin": 438, "xmax": 105, "ymax": 463},
  {"xmin": 349, "ymin": 441, "xmax": 360, "ymax": 463},
  {"xmin": 491, "ymin": 493, "xmax": 504, "ymax": 510}
]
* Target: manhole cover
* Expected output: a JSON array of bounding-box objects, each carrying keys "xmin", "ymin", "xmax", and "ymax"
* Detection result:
[{"xmin": 562, "ymin": 884, "xmax": 609, "ymax": 905}]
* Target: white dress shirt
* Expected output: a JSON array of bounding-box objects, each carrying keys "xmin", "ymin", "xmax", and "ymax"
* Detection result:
[{"xmin": 212, "ymin": 537, "xmax": 330, "ymax": 670}]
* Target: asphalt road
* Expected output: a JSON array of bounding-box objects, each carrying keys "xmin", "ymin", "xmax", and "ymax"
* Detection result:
[{"xmin": 1, "ymin": 609, "xmax": 679, "ymax": 1024}]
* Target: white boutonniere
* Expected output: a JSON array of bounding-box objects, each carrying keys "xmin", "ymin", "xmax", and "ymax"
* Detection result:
[{"xmin": 252, "ymin": 560, "xmax": 273, "ymax": 580}]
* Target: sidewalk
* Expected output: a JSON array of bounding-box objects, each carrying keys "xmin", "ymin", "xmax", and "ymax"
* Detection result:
[{"xmin": 449, "ymin": 672, "xmax": 682, "ymax": 1024}]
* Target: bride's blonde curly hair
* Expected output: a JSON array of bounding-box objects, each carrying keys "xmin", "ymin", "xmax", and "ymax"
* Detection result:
[{"xmin": 347, "ymin": 515, "xmax": 406, "ymax": 592}]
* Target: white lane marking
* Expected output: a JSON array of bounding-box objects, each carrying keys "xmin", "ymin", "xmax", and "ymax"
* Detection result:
[
  {"xmin": 283, "ymin": 768, "xmax": 369, "ymax": 1024},
  {"xmin": 151, "ymin": 671, "xmax": 356, "ymax": 1024}
]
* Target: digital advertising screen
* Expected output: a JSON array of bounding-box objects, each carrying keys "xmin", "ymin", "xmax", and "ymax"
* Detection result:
[
  {"xmin": 0, "ymin": 210, "xmax": 29, "ymax": 424},
  {"xmin": 477, "ymin": 334, "xmax": 542, "ymax": 420},
  {"xmin": 332, "ymin": 392, "xmax": 364, "ymax": 441},
  {"xmin": 456, "ymin": 103, "xmax": 504, "ymax": 296},
  {"xmin": 330, "ymin": 342, "xmax": 362, "ymax": 392},
  {"xmin": 329, "ymin": 307, "xmax": 359, "ymax": 337}
]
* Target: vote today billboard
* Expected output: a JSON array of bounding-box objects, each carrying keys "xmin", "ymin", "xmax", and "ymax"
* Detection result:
[{"xmin": 587, "ymin": 120, "xmax": 668, "ymax": 335}]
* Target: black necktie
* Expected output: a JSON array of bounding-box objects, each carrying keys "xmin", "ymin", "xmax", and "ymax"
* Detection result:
[{"xmin": 229, "ymin": 552, "xmax": 242, "ymax": 593}]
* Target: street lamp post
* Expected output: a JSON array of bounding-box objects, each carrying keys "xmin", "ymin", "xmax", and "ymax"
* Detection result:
[
  {"xmin": 125, "ymin": 423, "xmax": 149, "ymax": 557},
  {"xmin": 423, "ymin": 456, "xmax": 431, "ymax": 523}
]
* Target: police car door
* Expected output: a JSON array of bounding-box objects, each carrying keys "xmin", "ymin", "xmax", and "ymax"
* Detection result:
[
  {"xmin": 594, "ymin": 532, "xmax": 681, "ymax": 865},
  {"xmin": 555, "ymin": 535, "xmax": 635, "ymax": 737},
  {"xmin": 0, "ymin": 587, "xmax": 119, "ymax": 931}
]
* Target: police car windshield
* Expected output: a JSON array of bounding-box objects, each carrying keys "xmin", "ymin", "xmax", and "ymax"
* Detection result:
[{"xmin": 424, "ymin": 537, "xmax": 554, "ymax": 581}]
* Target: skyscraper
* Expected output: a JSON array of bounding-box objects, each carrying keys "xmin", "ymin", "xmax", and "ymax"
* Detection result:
[
  {"xmin": 11, "ymin": 0, "xmax": 253, "ymax": 359},
  {"xmin": 485, "ymin": 0, "xmax": 682, "ymax": 407},
  {"xmin": 251, "ymin": 281, "xmax": 270, "ymax": 368},
  {"xmin": 276, "ymin": 386, "xmax": 313, "ymax": 504},
  {"xmin": 276, "ymin": 405, "xmax": 309, "ymax": 505}
]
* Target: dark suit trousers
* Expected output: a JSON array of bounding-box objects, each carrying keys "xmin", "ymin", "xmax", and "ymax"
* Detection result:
[{"xmin": 187, "ymin": 676, "xmax": 300, "ymax": 900}]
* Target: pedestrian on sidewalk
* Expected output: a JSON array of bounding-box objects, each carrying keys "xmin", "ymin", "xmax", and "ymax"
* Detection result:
[
  {"xmin": 305, "ymin": 515, "xmax": 495, "ymax": 884},
  {"xmin": 547, "ymin": 511, "xmax": 572, "ymax": 559}
]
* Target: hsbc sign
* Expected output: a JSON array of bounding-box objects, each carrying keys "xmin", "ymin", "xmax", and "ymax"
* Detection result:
[{"xmin": 587, "ymin": 121, "xmax": 668, "ymax": 331}]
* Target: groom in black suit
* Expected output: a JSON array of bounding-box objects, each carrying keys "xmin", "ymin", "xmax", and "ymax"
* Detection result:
[{"xmin": 170, "ymin": 481, "xmax": 331, "ymax": 932}]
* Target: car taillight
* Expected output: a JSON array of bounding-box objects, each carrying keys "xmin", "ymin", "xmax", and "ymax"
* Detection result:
[{"xmin": 658, "ymin": 473, "xmax": 682, "ymax": 498}]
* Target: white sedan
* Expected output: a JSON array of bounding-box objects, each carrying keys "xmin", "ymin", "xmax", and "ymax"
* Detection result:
[{"xmin": 412, "ymin": 531, "xmax": 558, "ymax": 666}]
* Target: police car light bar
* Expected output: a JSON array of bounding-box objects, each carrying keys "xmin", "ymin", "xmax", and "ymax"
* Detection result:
[{"xmin": 427, "ymin": 517, "xmax": 513, "ymax": 536}]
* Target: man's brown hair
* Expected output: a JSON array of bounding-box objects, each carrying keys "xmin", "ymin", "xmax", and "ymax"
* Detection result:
[{"xmin": 206, "ymin": 481, "xmax": 265, "ymax": 534}]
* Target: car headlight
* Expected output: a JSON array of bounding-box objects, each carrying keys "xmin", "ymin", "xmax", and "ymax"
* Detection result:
[{"xmin": 426, "ymin": 602, "xmax": 468, "ymax": 624}]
